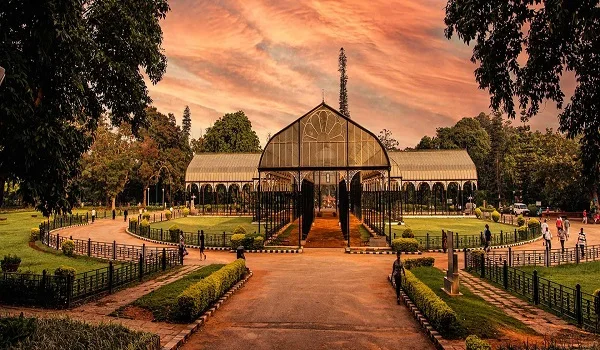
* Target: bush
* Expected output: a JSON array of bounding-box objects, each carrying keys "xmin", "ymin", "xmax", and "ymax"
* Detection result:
[
  {"xmin": 61, "ymin": 240, "xmax": 75, "ymax": 257},
  {"xmin": 1, "ymin": 254, "xmax": 22, "ymax": 272},
  {"xmin": 183, "ymin": 208, "xmax": 190, "ymax": 217},
  {"xmin": 465, "ymin": 335, "xmax": 491, "ymax": 350},
  {"xmin": 30, "ymin": 228, "xmax": 40, "ymax": 242},
  {"xmin": 401, "ymin": 270, "xmax": 458, "ymax": 336},
  {"xmin": 54, "ymin": 266, "xmax": 76, "ymax": 279},
  {"xmin": 594, "ymin": 289, "xmax": 600, "ymax": 316},
  {"xmin": 165, "ymin": 211, "xmax": 172, "ymax": 220},
  {"xmin": 391, "ymin": 238, "xmax": 419, "ymax": 252},
  {"xmin": 517, "ymin": 214, "xmax": 525, "ymax": 227},
  {"xmin": 517, "ymin": 225, "xmax": 527, "ymax": 240},
  {"xmin": 527, "ymin": 218, "xmax": 541, "ymax": 232},
  {"xmin": 142, "ymin": 212, "xmax": 150, "ymax": 220},
  {"xmin": 230, "ymin": 233, "xmax": 245, "ymax": 250},
  {"xmin": 253, "ymin": 236, "xmax": 264, "ymax": 250},
  {"xmin": 0, "ymin": 314, "xmax": 37, "ymax": 347},
  {"xmin": 175, "ymin": 259, "xmax": 246, "ymax": 321},
  {"xmin": 474, "ymin": 207, "xmax": 482, "ymax": 219},
  {"xmin": 491, "ymin": 210, "xmax": 500, "ymax": 222},
  {"xmin": 527, "ymin": 204, "xmax": 538, "ymax": 214},
  {"xmin": 401, "ymin": 228, "xmax": 414, "ymax": 238},
  {"xmin": 129, "ymin": 217, "xmax": 138, "ymax": 224},
  {"xmin": 140, "ymin": 219, "xmax": 150, "ymax": 228},
  {"xmin": 169, "ymin": 224, "xmax": 180, "ymax": 242},
  {"xmin": 233, "ymin": 225, "xmax": 247, "ymax": 236},
  {"xmin": 205, "ymin": 204, "xmax": 212, "ymax": 212},
  {"xmin": 404, "ymin": 257, "xmax": 435, "ymax": 270}
]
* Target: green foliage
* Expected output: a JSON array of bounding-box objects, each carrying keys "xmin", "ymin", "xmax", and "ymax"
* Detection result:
[
  {"xmin": 29, "ymin": 228, "xmax": 40, "ymax": 242},
  {"xmin": 378, "ymin": 129, "xmax": 399, "ymax": 151},
  {"xmin": 230, "ymin": 234, "xmax": 245, "ymax": 250},
  {"xmin": 142, "ymin": 212, "xmax": 151, "ymax": 220},
  {"xmin": 465, "ymin": 335, "xmax": 491, "ymax": 350},
  {"xmin": 594, "ymin": 289, "xmax": 600, "ymax": 316},
  {"xmin": 61, "ymin": 240, "xmax": 75, "ymax": 257},
  {"xmin": 338, "ymin": 47, "xmax": 350, "ymax": 118},
  {"xmin": 527, "ymin": 218, "xmax": 541, "ymax": 231},
  {"xmin": 182, "ymin": 106, "xmax": 192, "ymax": 140},
  {"xmin": 175, "ymin": 259, "xmax": 246, "ymax": 321},
  {"xmin": 474, "ymin": 208, "xmax": 482, "ymax": 219},
  {"xmin": 391, "ymin": 238, "xmax": 419, "ymax": 252},
  {"xmin": 202, "ymin": 111, "xmax": 261, "ymax": 153},
  {"xmin": 183, "ymin": 208, "xmax": 190, "ymax": 217},
  {"xmin": 140, "ymin": 219, "xmax": 150, "ymax": 228},
  {"xmin": 517, "ymin": 215, "xmax": 525, "ymax": 227},
  {"xmin": 165, "ymin": 211, "xmax": 172, "ymax": 220},
  {"xmin": 1, "ymin": 254, "xmax": 22, "ymax": 272},
  {"xmin": 527, "ymin": 204, "xmax": 538, "ymax": 214},
  {"xmin": 204, "ymin": 204, "xmax": 212, "ymax": 212},
  {"xmin": 129, "ymin": 217, "xmax": 138, "ymax": 224},
  {"xmin": 169, "ymin": 224, "xmax": 179, "ymax": 242},
  {"xmin": 491, "ymin": 210, "xmax": 500, "ymax": 223},
  {"xmin": 517, "ymin": 225, "xmax": 528, "ymax": 240},
  {"xmin": 54, "ymin": 266, "xmax": 76, "ymax": 279},
  {"xmin": 233, "ymin": 225, "xmax": 247, "ymax": 236},
  {"xmin": 401, "ymin": 270, "xmax": 458, "ymax": 336},
  {"xmin": 401, "ymin": 228, "xmax": 414, "ymax": 238},
  {"xmin": 0, "ymin": 314, "xmax": 37, "ymax": 348},
  {"xmin": 404, "ymin": 257, "xmax": 435, "ymax": 270},
  {"xmin": 253, "ymin": 236, "xmax": 264, "ymax": 250}
]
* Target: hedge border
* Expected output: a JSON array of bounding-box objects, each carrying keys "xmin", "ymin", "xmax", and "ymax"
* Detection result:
[
  {"xmin": 424, "ymin": 234, "xmax": 543, "ymax": 253},
  {"xmin": 345, "ymin": 248, "xmax": 422, "ymax": 255},
  {"xmin": 162, "ymin": 269, "xmax": 253, "ymax": 350}
]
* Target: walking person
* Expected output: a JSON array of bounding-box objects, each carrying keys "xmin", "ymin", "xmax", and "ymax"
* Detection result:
[
  {"xmin": 577, "ymin": 228, "xmax": 587, "ymax": 258},
  {"xmin": 583, "ymin": 209, "xmax": 588, "ymax": 224},
  {"xmin": 112, "ymin": 208, "xmax": 116, "ymax": 220},
  {"xmin": 558, "ymin": 226, "xmax": 567, "ymax": 253},
  {"xmin": 91, "ymin": 208, "xmax": 96, "ymax": 223},
  {"xmin": 541, "ymin": 219, "xmax": 549, "ymax": 237},
  {"xmin": 392, "ymin": 251, "xmax": 406, "ymax": 305},
  {"xmin": 555, "ymin": 215, "xmax": 563, "ymax": 235},
  {"xmin": 563, "ymin": 217, "xmax": 570, "ymax": 240},
  {"xmin": 484, "ymin": 224, "xmax": 492, "ymax": 253},
  {"xmin": 199, "ymin": 230, "xmax": 206, "ymax": 261},
  {"xmin": 179, "ymin": 231, "xmax": 188, "ymax": 259},
  {"xmin": 543, "ymin": 226, "xmax": 552, "ymax": 250},
  {"xmin": 123, "ymin": 208, "xmax": 128, "ymax": 222}
]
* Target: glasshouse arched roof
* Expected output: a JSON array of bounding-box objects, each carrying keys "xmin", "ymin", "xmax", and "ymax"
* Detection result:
[{"xmin": 388, "ymin": 149, "xmax": 477, "ymax": 183}]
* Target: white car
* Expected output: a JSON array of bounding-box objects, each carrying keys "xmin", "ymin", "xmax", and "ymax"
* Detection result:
[{"xmin": 512, "ymin": 203, "xmax": 530, "ymax": 216}]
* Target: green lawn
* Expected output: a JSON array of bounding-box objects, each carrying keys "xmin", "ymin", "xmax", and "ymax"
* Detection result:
[
  {"xmin": 0, "ymin": 211, "xmax": 109, "ymax": 274},
  {"xmin": 519, "ymin": 262, "xmax": 600, "ymax": 295},
  {"xmin": 269, "ymin": 223, "xmax": 296, "ymax": 246},
  {"xmin": 114, "ymin": 264, "xmax": 224, "ymax": 322},
  {"xmin": 150, "ymin": 216, "xmax": 257, "ymax": 235},
  {"xmin": 410, "ymin": 266, "xmax": 537, "ymax": 339},
  {"xmin": 392, "ymin": 217, "xmax": 515, "ymax": 238}
]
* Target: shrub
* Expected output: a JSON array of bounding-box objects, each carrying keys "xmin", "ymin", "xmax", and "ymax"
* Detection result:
[
  {"xmin": 169, "ymin": 224, "xmax": 180, "ymax": 242},
  {"xmin": 54, "ymin": 266, "xmax": 76, "ymax": 279},
  {"xmin": 0, "ymin": 314, "xmax": 37, "ymax": 347},
  {"xmin": 165, "ymin": 211, "xmax": 172, "ymax": 220},
  {"xmin": 129, "ymin": 217, "xmax": 138, "ymax": 224},
  {"xmin": 527, "ymin": 204, "xmax": 538, "ymax": 214},
  {"xmin": 205, "ymin": 204, "xmax": 212, "ymax": 212},
  {"xmin": 465, "ymin": 335, "xmax": 491, "ymax": 350},
  {"xmin": 401, "ymin": 270, "xmax": 458, "ymax": 336},
  {"xmin": 401, "ymin": 228, "xmax": 414, "ymax": 238},
  {"xmin": 30, "ymin": 228, "xmax": 40, "ymax": 242},
  {"xmin": 517, "ymin": 225, "xmax": 528, "ymax": 240},
  {"xmin": 1, "ymin": 254, "xmax": 22, "ymax": 272},
  {"xmin": 233, "ymin": 225, "xmax": 247, "ymax": 236},
  {"xmin": 175, "ymin": 259, "xmax": 246, "ymax": 321},
  {"xmin": 391, "ymin": 238, "xmax": 419, "ymax": 252},
  {"xmin": 230, "ymin": 234, "xmax": 245, "ymax": 250},
  {"xmin": 61, "ymin": 240, "xmax": 75, "ymax": 257},
  {"xmin": 594, "ymin": 289, "xmax": 600, "ymax": 316},
  {"xmin": 404, "ymin": 257, "xmax": 435, "ymax": 270},
  {"xmin": 140, "ymin": 219, "xmax": 150, "ymax": 228},
  {"xmin": 474, "ymin": 207, "xmax": 482, "ymax": 219},
  {"xmin": 253, "ymin": 236, "xmax": 264, "ymax": 250},
  {"xmin": 527, "ymin": 218, "xmax": 541, "ymax": 232},
  {"xmin": 142, "ymin": 212, "xmax": 150, "ymax": 220},
  {"xmin": 183, "ymin": 208, "xmax": 190, "ymax": 217},
  {"xmin": 491, "ymin": 210, "xmax": 500, "ymax": 222},
  {"xmin": 517, "ymin": 214, "xmax": 525, "ymax": 227}
]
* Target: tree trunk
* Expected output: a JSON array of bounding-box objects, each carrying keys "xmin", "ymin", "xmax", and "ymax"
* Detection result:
[
  {"xmin": 142, "ymin": 188, "xmax": 147, "ymax": 208},
  {"xmin": 111, "ymin": 197, "xmax": 116, "ymax": 210}
]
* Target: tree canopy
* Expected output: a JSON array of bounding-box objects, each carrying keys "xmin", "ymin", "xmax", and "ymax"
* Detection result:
[
  {"xmin": 0, "ymin": 0, "xmax": 170, "ymax": 215},
  {"xmin": 377, "ymin": 129, "xmax": 399, "ymax": 151},
  {"xmin": 202, "ymin": 111, "xmax": 261, "ymax": 153},
  {"xmin": 444, "ymin": 0, "xmax": 600, "ymax": 195},
  {"xmin": 338, "ymin": 47, "xmax": 350, "ymax": 118},
  {"xmin": 182, "ymin": 106, "xmax": 192, "ymax": 141}
]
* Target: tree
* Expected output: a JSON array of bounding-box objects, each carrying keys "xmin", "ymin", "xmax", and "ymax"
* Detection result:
[
  {"xmin": 377, "ymin": 129, "xmax": 399, "ymax": 151},
  {"xmin": 182, "ymin": 106, "xmax": 192, "ymax": 140},
  {"xmin": 168, "ymin": 113, "xmax": 176, "ymax": 125},
  {"xmin": 338, "ymin": 47, "xmax": 350, "ymax": 118},
  {"xmin": 190, "ymin": 137, "xmax": 205, "ymax": 154},
  {"xmin": 0, "ymin": 0, "xmax": 170, "ymax": 215},
  {"xmin": 444, "ymin": 0, "xmax": 600, "ymax": 199},
  {"xmin": 203, "ymin": 111, "xmax": 261, "ymax": 153}
]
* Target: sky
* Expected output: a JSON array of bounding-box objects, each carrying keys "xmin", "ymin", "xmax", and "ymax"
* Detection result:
[{"xmin": 147, "ymin": 0, "xmax": 566, "ymax": 149}]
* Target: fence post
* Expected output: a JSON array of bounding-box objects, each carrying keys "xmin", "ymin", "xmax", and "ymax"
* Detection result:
[
  {"xmin": 139, "ymin": 254, "xmax": 143, "ymax": 282},
  {"xmin": 455, "ymin": 232, "xmax": 459, "ymax": 249},
  {"xmin": 514, "ymin": 229, "xmax": 517, "ymax": 243},
  {"xmin": 480, "ymin": 253, "xmax": 485, "ymax": 278},
  {"xmin": 160, "ymin": 228, "xmax": 163, "ymax": 241},
  {"xmin": 66, "ymin": 274, "xmax": 73, "ymax": 308},
  {"xmin": 88, "ymin": 238, "xmax": 91, "ymax": 257},
  {"xmin": 112, "ymin": 241, "xmax": 116, "ymax": 260},
  {"xmin": 503, "ymin": 260, "xmax": 508, "ymax": 289},
  {"xmin": 463, "ymin": 248, "xmax": 468, "ymax": 270},
  {"xmin": 197, "ymin": 230, "xmax": 201, "ymax": 246},
  {"xmin": 500, "ymin": 230, "xmax": 504, "ymax": 245},
  {"xmin": 56, "ymin": 233, "xmax": 60, "ymax": 250},
  {"xmin": 86, "ymin": 212, "xmax": 89, "ymax": 222},
  {"xmin": 108, "ymin": 261, "xmax": 114, "ymax": 294},
  {"xmin": 40, "ymin": 270, "xmax": 47, "ymax": 305},
  {"xmin": 576, "ymin": 284, "xmax": 583, "ymax": 326},
  {"xmin": 162, "ymin": 248, "xmax": 167, "ymax": 271},
  {"xmin": 508, "ymin": 247, "xmax": 512, "ymax": 267},
  {"xmin": 142, "ymin": 243, "xmax": 146, "ymax": 266},
  {"xmin": 426, "ymin": 232, "xmax": 430, "ymax": 251},
  {"xmin": 223, "ymin": 231, "xmax": 226, "ymax": 247},
  {"xmin": 533, "ymin": 270, "xmax": 539, "ymax": 305},
  {"xmin": 545, "ymin": 249, "xmax": 550, "ymax": 267}
]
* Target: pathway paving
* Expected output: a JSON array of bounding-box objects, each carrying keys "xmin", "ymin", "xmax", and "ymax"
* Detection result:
[{"xmin": 304, "ymin": 212, "xmax": 362, "ymax": 248}]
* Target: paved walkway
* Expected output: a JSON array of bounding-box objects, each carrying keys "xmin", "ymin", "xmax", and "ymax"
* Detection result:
[{"xmin": 304, "ymin": 212, "xmax": 362, "ymax": 248}]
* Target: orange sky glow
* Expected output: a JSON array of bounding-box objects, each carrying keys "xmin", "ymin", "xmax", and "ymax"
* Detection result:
[{"xmin": 148, "ymin": 0, "xmax": 564, "ymax": 148}]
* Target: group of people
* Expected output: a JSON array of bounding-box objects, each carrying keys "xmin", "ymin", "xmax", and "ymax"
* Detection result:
[
  {"xmin": 178, "ymin": 230, "xmax": 207, "ymax": 261},
  {"xmin": 541, "ymin": 217, "xmax": 587, "ymax": 255},
  {"xmin": 582, "ymin": 209, "xmax": 600, "ymax": 224}
]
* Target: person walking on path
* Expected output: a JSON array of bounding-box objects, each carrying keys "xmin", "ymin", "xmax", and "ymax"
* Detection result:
[
  {"xmin": 541, "ymin": 219, "xmax": 549, "ymax": 238},
  {"xmin": 123, "ymin": 208, "xmax": 128, "ymax": 222},
  {"xmin": 392, "ymin": 251, "xmax": 406, "ymax": 305},
  {"xmin": 555, "ymin": 216, "xmax": 563, "ymax": 235},
  {"xmin": 112, "ymin": 209, "xmax": 116, "ymax": 220},
  {"xmin": 583, "ymin": 209, "xmax": 588, "ymax": 224},
  {"xmin": 543, "ymin": 226, "xmax": 552, "ymax": 250},
  {"xmin": 179, "ymin": 231, "xmax": 188, "ymax": 259},
  {"xmin": 199, "ymin": 230, "xmax": 206, "ymax": 261},
  {"xmin": 91, "ymin": 208, "xmax": 96, "ymax": 223},
  {"xmin": 564, "ymin": 217, "xmax": 570, "ymax": 239},
  {"xmin": 577, "ymin": 228, "xmax": 587, "ymax": 258},
  {"xmin": 484, "ymin": 224, "xmax": 492, "ymax": 252},
  {"xmin": 558, "ymin": 227, "xmax": 567, "ymax": 253}
]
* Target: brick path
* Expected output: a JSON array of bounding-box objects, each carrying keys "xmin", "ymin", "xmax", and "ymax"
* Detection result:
[{"xmin": 304, "ymin": 211, "xmax": 362, "ymax": 247}]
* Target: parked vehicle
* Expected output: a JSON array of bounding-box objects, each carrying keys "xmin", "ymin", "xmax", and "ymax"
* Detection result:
[{"xmin": 512, "ymin": 203, "xmax": 530, "ymax": 216}]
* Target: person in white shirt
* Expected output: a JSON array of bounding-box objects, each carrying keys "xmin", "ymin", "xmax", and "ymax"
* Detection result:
[
  {"xmin": 577, "ymin": 228, "xmax": 587, "ymax": 258},
  {"xmin": 91, "ymin": 208, "xmax": 96, "ymax": 223},
  {"xmin": 563, "ymin": 217, "xmax": 570, "ymax": 239},
  {"xmin": 540, "ymin": 219, "xmax": 549, "ymax": 238},
  {"xmin": 543, "ymin": 226, "xmax": 552, "ymax": 250}
]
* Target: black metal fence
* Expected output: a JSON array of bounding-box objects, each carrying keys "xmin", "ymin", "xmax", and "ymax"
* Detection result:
[
  {"xmin": 466, "ymin": 251, "xmax": 600, "ymax": 332},
  {"xmin": 129, "ymin": 220, "xmax": 233, "ymax": 247},
  {"xmin": 477, "ymin": 244, "xmax": 600, "ymax": 267},
  {"xmin": 410, "ymin": 226, "xmax": 540, "ymax": 250}
]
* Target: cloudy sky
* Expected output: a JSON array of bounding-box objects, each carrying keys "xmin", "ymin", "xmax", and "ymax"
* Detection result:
[{"xmin": 148, "ymin": 0, "xmax": 565, "ymax": 149}]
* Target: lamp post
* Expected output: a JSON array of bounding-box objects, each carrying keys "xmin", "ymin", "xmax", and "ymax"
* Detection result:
[
  {"xmin": 147, "ymin": 188, "xmax": 150, "ymax": 207},
  {"xmin": 162, "ymin": 188, "xmax": 165, "ymax": 208}
]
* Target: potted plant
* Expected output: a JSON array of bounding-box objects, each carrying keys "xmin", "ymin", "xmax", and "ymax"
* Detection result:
[{"xmin": 1, "ymin": 254, "xmax": 22, "ymax": 272}]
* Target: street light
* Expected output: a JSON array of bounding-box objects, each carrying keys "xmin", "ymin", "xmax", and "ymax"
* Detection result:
[
  {"xmin": 147, "ymin": 188, "xmax": 150, "ymax": 207},
  {"xmin": 0, "ymin": 66, "xmax": 5, "ymax": 86},
  {"xmin": 162, "ymin": 188, "xmax": 165, "ymax": 208}
]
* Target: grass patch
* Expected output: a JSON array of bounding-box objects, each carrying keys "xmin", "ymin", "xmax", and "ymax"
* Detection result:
[
  {"xmin": 410, "ymin": 266, "xmax": 537, "ymax": 339},
  {"xmin": 519, "ymin": 262, "xmax": 600, "ymax": 295},
  {"xmin": 0, "ymin": 211, "xmax": 108, "ymax": 273},
  {"xmin": 114, "ymin": 264, "xmax": 224, "ymax": 321},
  {"xmin": 150, "ymin": 216, "xmax": 256, "ymax": 235},
  {"xmin": 393, "ymin": 218, "xmax": 515, "ymax": 238},
  {"xmin": 359, "ymin": 224, "xmax": 371, "ymax": 242},
  {"xmin": 269, "ymin": 224, "xmax": 296, "ymax": 246}
]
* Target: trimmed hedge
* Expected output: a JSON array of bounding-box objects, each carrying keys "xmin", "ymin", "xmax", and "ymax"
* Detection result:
[
  {"xmin": 465, "ymin": 335, "xmax": 491, "ymax": 350},
  {"xmin": 401, "ymin": 228, "xmax": 414, "ymax": 238},
  {"xmin": 61, "ymin": 240, "xmax": 75, "ymax": 257},
  {"xmin": 253, "ymin": 236, "xmax": 264, "ymax": 250},
  {"xmin": 129, "ymin": 217, "xmax": 138, "ymax": 224},
  {"xmin": 54, "ymin": 266, "xmax": 76, "ymax": 278},
  {"xmin": 142, "ymin": 212, "xmax": 151, "ymax": 220},
  {"xmin": 230, "ymin": 234, "xmax": 245, "ymax": 250},
  {"xmin": 491, "ymin": 210, "xmax": 500, "ymax": 222},
  {"xmin": 169, "ymin": 224, "xmax": 179, "ymax": 242},
  {"xmin": 404, "ymin": 257, "xmax": 435, "ymax": 270},
  {"xmin": 474, "ymin": 208, "xmax": 482, "ymax": 219},
  {"xmin": 401, "ymin": 270, "xmax": 458, "ymax": 336},
  {"xmin": 183, "ymin": 208, "xmax": 190, "ymax": 217},
  {"xmin": 233, "ymin": 225, "xmax": 247, "ymax": 236},
  {"xmin": 517, "ymin": 214, "xmax": 525, "ymax": 227},
  {"xmin": 30, "ymin": 228, "xmax": 40, "ymax": 242},
  {"xmin": 391, "ymin": 238, "xmax": 419, "ymax": 252},
  {"xmin": 174, "ymin": 259, "xmax": 246, "ymax": 322},
  {"xmin": 517, "ymin": 225, "xmax": 527, "ymax": 239},
  {"xmin": 165, "ymin": 211, "xmax": 172, "ymax": 220},
  {"xmin": 528, "ymin": 218, "xmax": 540, "ymax": 231}
]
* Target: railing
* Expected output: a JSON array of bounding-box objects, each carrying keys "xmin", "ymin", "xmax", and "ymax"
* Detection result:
[
  {"xmin": 129, "ymin": 221, "xmax": 234, "ymax": 247},
  {"xmin": 410, "ymin": 226, "xmax": 540, "ymax": 250},
  {"xmin": 481, "ymin": 245, "xmax": 600, "ymax": 267},
  {"xmin": 466, "ymin": 252, "xmax": 600, "ymax": 332}
]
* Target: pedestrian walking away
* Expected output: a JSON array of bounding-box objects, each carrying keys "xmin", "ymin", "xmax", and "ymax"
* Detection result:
[
  {"xmin": 543, "ymin": 226, "xmax": 552, "ymax": 250},
  {"xmin": 180, "ymin": 231, "xmax": 189, "ymax": 257},
  {"xmin": 91, "ymin": 208, "xmax": 96, "ymax": 223},
  {"xmin": 392, "ymin": 251, "xmax": 406, "ymax": 305},
  {"xmin": 541, "ymin": 219, "xmax": 549, "ymax": 238},
  {"xmin": 583, "ymin": 209, "xmax": 588, "ymax": 224},
  {"xmin": 558, "ymin": 227, "xmax": 567, "ymax": 253},
  {"xmin": 563, "ymin": 217, "xmax": 570, "ymax": 240},
  {"xmin": 112, "ymin": 209, "xmax": 116, "ymax": 220},
  {"xmin": 555, "ymin": 215, "xmax": 563, "ymax": 234},
  {"xmin": 484, "ymin": 224, "xmax": 492, "ymax": 252},
  {"xmin": 577, "ymin": 228, "xmax": 587, "ymax": 258},
  {"xmin": 199, "ymin": 230, "xmax": 206, "ymax": 261},
  {"xmin": 123, "ymin": 208, "xmax": 128, "ymax": 222}
]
